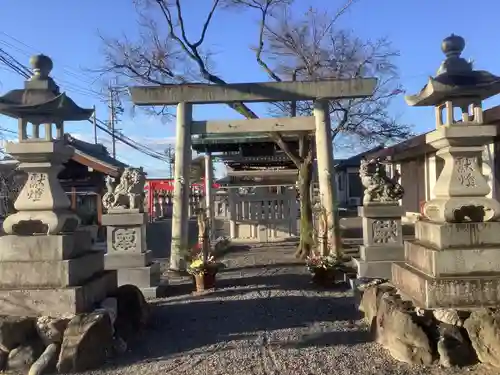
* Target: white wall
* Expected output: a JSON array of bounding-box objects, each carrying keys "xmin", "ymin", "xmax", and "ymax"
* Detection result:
[{"xmin": 424, "ymin": 153, "xmax": 437, "ymax": 200}]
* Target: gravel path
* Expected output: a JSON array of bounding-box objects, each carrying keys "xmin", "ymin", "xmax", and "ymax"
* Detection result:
[{"xmin": 85, "ymin": 242, "xmax": 497, "ymax": 375}]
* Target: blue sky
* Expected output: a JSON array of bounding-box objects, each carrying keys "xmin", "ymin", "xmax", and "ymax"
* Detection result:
[{"xmin": 1, "ymin": 0, "xmax": 499, "ymax": 178}]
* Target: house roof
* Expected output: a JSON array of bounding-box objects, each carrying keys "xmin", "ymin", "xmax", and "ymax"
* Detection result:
[
  {"xmin": 367, "ymin": 133, "xmax": 431, "ymax": 161},
  {"xmin": 365, "ymin": 104, "xmax": 500, "ymax": 162},
  {"xmin": 335, "ymin": 145, "xmax": 385, "ymax": 168},
  {"xmin": 485, "ymin": 105, "xmax": 500, "ymax": 124},
  {"xmin": 0, "ymin": 136, "xmax": 129, "ymax": 177}
]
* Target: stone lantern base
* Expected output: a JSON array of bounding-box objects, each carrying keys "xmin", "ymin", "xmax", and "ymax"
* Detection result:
[
  {"xmin": 102, "ymin": 212, "xmax": 165, "ymax": 298},
  {"xmin": 0, "ymin": 231, "xmax": 117, "ymax": 316},
  {"xmin": 392, "ymin": 220, "xmax": 500, "ymax": 308}
]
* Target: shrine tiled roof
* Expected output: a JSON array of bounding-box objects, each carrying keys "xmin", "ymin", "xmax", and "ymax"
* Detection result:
[{"xmin": 67, "ymin": 135, "xmax": 128, "ymax": 168}]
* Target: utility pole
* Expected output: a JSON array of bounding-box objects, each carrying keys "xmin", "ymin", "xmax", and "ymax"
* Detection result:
[
  {"xmin": 92, "ymin": 105, "xmax": 97, "ymax": 144},
  {"xmin": 165, "ymin": 145, "xmax": 174, "ymax": 178},
  {"xmin": 108, "ymin": 86, "xmax": 116, "ymax": 158}
]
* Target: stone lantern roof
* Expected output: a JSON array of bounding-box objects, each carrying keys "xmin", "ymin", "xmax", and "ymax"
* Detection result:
[
  {"xmin": 405, "ymin": 34, "xmax": 500, "ymax": 107},
  {"xmin": 0, "ymin": 54, "xmax": 93, "ymax": 123}
]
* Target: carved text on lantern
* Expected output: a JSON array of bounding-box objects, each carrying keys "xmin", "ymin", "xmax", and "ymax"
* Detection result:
[
  {"xmin": 26, "ymin": 173, "xmax": 47, "ymax": 201},
  {"xmin": 111, "ymin": 228, "xmax": 137, "ymax": 252},
  {"xmin": 371, "ymin": 219, "xmax": 398, "ymax": 244},
  {"xmin": 456, "ymin": 157, "xmax": 476, "ymax": 188}
]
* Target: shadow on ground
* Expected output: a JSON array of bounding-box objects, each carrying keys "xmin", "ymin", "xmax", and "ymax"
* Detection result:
[{"xmin": 103, "ymin": 271, "xmax": 366, "ymax": 369}]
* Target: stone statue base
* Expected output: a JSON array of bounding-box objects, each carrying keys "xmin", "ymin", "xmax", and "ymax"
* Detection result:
[
  {"xmin": 393, "ymin": 220, "xmax": 500, "ymax": 308},
  {"xmin": 102, "ymin": 212, "xmax": 166, "ymax": 298},
  {"xmin": 353, "ymin": 203, "xmax": 405, "ymax": 279},
  {"xmin": 0, "ymin": 231, "xmax": 116, "ymax": 316}
]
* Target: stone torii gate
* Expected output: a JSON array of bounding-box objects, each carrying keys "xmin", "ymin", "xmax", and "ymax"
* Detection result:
[{"xmin": 129, "ymin": 79, "xmax": 376, "ymax": 270}]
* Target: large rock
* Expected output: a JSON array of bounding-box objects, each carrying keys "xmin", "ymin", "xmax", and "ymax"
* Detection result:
[
  {"xmin": 433, "ymin": 308, "xmax": 468, "ymax": 327},
  {"xmin": 464, "ymin": 308, "xmax": 500, "ymax": 368},
  {"xmin": 0, "ymin": 316, "xmax": 36, "ymax": 352},
  {"xmin": 375, "ymin": 292, "xmax": 433, "ymax": 365},
  {"xmin": 437, "ymin": 323, "xmax": 477, "ymax": 367},
  {"xmin": 36, "ymin": 316, "xmax": 69, "ymax": 345},
  {"xmin": 113, "ymin": 284, "xmax": 150, "ymax": 342},
  {"xmin": 29, "ymin": 343, "xmax": 59, "ymax": 375},
  {"xmin": 57, "ymin": 312, "xmax": 114, "ymax": 373},
  {"xmin": 7, "ymin": 337, "xmax": 45, "ymax": 371},
  {"xmin": 359, "ymin": 282, "xmax": 396, "ymax": 328}
]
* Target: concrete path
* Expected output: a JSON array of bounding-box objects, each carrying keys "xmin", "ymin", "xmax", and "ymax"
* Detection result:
[{"xmin": 86, "ymin": 242, "xmax": 496, "ymax": 375}]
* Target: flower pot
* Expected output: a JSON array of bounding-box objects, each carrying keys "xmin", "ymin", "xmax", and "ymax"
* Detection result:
[
  {"xmin": 193, "ymin": 272, "xmax": 217, "ymax": 292},
  {"xmin": 311, "ymin": 268, "xmax": 337, "ymax": 287}
]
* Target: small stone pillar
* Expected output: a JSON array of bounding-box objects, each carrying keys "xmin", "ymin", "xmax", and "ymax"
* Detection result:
[
  {"xmin": 0, "ymin": 55, "xmax": 116, "ymax": 316},
  {"xmin": 393, "ymin": 35, "xmax": 500, "ymax": 308},
  {"xmin": 228, "ymin": 188, "xmax": 237, "ymax": 239},
  {"xmin": 354, "ymin": 158, "xmax": 405, "ymax": 279},
  {"xmin": 205, "ymin": 152, "xmax": 215, "ymax": 239},
  {"xmin": 158, "ymin": 195, "xmax": 165, "ymax": 218},
  {"xmin": 102, "ymin": 168, "xmax": 165, "ymax": 298}
]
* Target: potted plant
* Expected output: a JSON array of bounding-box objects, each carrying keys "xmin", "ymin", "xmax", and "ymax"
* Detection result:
[
  {"xmin": 187, "ymin": 252, "xmax": 225, "ymax": 292},
  {"xmin": 186, "ymin": 201, "xmax": 225, "ymax": 292},
  {"xmin": 306, "ymin": 253, "xmax": 344, "ymax": 287}
]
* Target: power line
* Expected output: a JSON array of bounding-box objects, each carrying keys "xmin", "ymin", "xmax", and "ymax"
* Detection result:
[
  {"xmin": 0, "ymin": 41, "xmax": 173, "ymax": 164},
  {"xmin": 0, "ymin": 33, "xmax": 106, "ymax": 101}
]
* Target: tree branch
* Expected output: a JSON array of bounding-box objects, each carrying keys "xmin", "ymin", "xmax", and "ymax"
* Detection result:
[{"xmin": 268, "ymin": 132, "xmax": 301, "ymax": 168}]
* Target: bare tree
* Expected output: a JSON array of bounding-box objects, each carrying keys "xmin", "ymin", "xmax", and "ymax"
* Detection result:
[
  {"xmin": 97, "ymin": 0, "xmax": 412, "ymax": 259},
  {"xmin": 243, "ymin": 3, "xmax": 412, "ymax": 257}
]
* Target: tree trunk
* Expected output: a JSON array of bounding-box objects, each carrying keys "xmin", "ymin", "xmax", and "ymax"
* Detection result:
[{"xmin": 295, "ymin": 159, "xmax": 314, "ymax": 259}]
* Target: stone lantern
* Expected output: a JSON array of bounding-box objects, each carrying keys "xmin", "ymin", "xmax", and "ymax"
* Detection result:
[
  {"xmin": 405, "ymin": 34, "xmax": 500, "ymax": 222},
  {"xmin": 0, "ymin": 55, "xmax": 117, "ymax": 316},
  {"xmin": 392, "ymin": 35, "xmax": 500, "ymax": 308},
  {"xmin": 0, "ymin": 54, "xmax": 94, "ymax": 235}
]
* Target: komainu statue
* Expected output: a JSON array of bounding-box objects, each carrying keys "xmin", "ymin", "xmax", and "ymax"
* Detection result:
[
  {"xmin": 102, "ymin": 167, "xmax": 146, "ymax": 211},
  {"xmin": 359, "ymin": 158, "xmax": 404, "ymax": 205}
]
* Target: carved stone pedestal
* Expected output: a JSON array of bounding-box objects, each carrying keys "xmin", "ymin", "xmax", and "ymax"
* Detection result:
[
  {"xmin": 392, "ymin": 220, "xmax": 500, "ymax": 308},
  {"xmin": 0, "ymin": 231, "xmax": 116, "ymax": 316},
  {"xmin": 353, "ymin": 204, "xmax": 405, "ymax": 279},
  {"xmin": 102, "ymin": 212, "xmax": 165, "ymax": 298},
  {"xmin": 3, "ymin": 141, "xmax": 80, "ymax": 235}
]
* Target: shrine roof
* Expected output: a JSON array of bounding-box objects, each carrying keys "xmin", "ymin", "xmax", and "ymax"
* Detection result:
[
  {"xmin": 66, "ymin": 135, "xmax": 128, "ymax": 177},
  {"xmin": 191, "ymin": 133, "xmax": 299, "ymax": 152}
]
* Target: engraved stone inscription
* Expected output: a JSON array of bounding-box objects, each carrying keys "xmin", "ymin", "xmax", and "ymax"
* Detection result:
[
  {"xmin": 372, "ymin": 219, "xmax": 398, "ymax": 244},
  {"xmin": 111, "ymin": 228, "xmax": 137, "ymax": 252},
  {"xmin": 456, "ymin": 157, "xmax": 476, "ymax": 187},
  {"xmin": 26, "ymin": 173, "xmax": 46, "ymax": 201}
]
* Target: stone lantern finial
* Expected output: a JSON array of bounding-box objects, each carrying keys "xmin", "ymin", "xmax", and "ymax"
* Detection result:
[
  {"xmin": 441, "ymin": 34, "xmax": 465, "ymax": 57},
  {"xmin": 26, "ymin": 54, "xmax": 59, "ymax": 94},
  {"xmin": 29, "ymin": 54, "xmax": 53, "ymax": 81},
  {"xmin": 436, "ymin": 34, "xmax": 472, "ymax": 76}
]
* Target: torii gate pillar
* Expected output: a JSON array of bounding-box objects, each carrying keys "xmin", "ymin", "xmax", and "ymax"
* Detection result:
[
  {"xmin": 314, "ymin": 100, "xmax": 341, "ymax": 255},
  {"xmin": 170, "ymin": 102, "xmax": 192, "ymax": 271}
]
